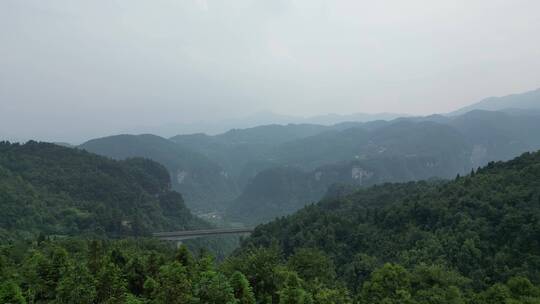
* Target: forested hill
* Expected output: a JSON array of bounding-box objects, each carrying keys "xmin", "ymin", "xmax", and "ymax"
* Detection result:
[
  {"xmin": 242, "ymin": 150, "xmax": 540, "ymax": 294},
  {"xmin": 0, "ymin": 141, "xmax": 206, "ymax": 240},
  {"xmin": 80, "ymin": 134, "xmax": 239, "ymax": 212}
]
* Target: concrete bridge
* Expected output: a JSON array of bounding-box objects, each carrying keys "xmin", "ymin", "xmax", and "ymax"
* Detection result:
[{"xmin": 152, "ymin": 228, "xmax": 254, "ymax": 241}]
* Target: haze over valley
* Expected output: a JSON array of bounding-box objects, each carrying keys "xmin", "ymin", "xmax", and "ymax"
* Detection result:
[{"xmin": 1, "ymin": 1, "xmax": 540, "ymax": 303}]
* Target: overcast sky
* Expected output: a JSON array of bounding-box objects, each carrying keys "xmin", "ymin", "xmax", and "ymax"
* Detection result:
[{"xmin": 1, "ymin": 0, "xmax": 540, "ymax": 142}]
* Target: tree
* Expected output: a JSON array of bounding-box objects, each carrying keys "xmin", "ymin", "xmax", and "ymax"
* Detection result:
[
  {"xmin": 506, "ymin": 276, "xmax": 540, "ymax": 299},
  {"xmin": 0, "ymin": 280, "xmax": 26, "ymax": 304},
  {"xmin": 55, "ymin": 263, "xmax": 96, "ymax": 304},
  {"xmin": 230, "ymin": 271, "xmax": 256, "ymax": 304},
  {"xmin": 341, "ymin": 254, "xmax": 378, "ymax": 292},
  {"xmin": 142, "ymin": 277, "xmax": 159, "ymax": 301},
  {"xmin": 477, "ymin": 283, "xmax": 511, "ymax": 304},
  {"xmin": 312, "ymin": 286, "xmax": 352, "ymax": 304},
  {"xmin": 125, "ymin": 256, "xmax": 146, "ymax": 296},
  {"xmin": 87, "ymin": 239, "xmax": 103, "ymax": 275},
  {"xmin": 154, "ymin": 261, "xmax": 194, "ymax": 304},
  {"xmin": 195, "ymin": 270, "xmax": 236, "ymax": 304},
  {"xmin": 175, "ymin": 245, "xmax": 194, "ymax": 269},
  {"xmin": 287, "ymin": 248, "xmax": 335, "ymax": 285},
  {"xmin": 22, "ymin": 247, "xmax": 68, "ymax": 302},
  {"xmin": 360, "ymin": 264, "xmax": 414, "ymax": 304},
  {"xmin": 221, "ymin": 246, "xmax": 283, "ymax": 303},
  {"xmin": 96, "ymin": 262, "xmax": 127, "ymax": 304},
  {"xmin": 278, "ymin": 272, "xmax": 312, "ymax": 304},
  {"xmin": 409, "ymin": 264, "xmax": 468, "ymax": 304}
]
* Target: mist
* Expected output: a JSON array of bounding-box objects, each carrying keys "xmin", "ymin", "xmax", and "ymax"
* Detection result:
[{"xmin": 1, "ymin": 0, "xmax": 540, "ymax": 143}]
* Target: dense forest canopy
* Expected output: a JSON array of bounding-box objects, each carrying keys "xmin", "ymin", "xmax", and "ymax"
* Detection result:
[
  {"xmin": 241, "ymin": 151, "xmax": 540, "ymax": 298},
  {"xmin": 0, "ymin": 141, "xmax": 206, "ymax": 240},
  {"xmin": 1, "ymin": 144, "xmax": 540, "ymax": 303}
]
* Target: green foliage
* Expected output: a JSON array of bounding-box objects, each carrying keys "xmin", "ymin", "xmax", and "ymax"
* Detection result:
[
  {"xmin": 154, "ymin": 262, "xmax": 194, "ymax": 304},
  {"xmin": 360, "ymin": 263, "xmax": 414, "ymax": 304},
  {"xmin": 279, "ymin": 272, "xmax": 313, "ymax": 304},
  {"xmin": 80, "ymin": 134, "xmax": 239, "ymax": 212},
  {"xmin": 0, "ymin": 141, "xmax": 207, "ymax": 239},
  {"xmin": 312, "ymin": 285, "xmax": 352, "ymax": 304},
  {"xmin": 2, "ymin": 141, "xmax": 540, "ymax": 303},
  {"xmin": 242, "ymin": 151, "xmax": 540, "ymax": 301},
  {"xmin": 288, "ymin": 248, "xmax": 336, "ymax": 283},
  {"xmin": 55, "ymin": 263, "xmax": 96, "ymax": 304},
  {"xmin": 229, "ymin": 271, "xmax": 256, "ymax": 304},
  {"xmin": 195, "ymin": 270, "xmax": 236, "ymax": 304},
  {"xmin": 176, "ymin": 244, "xmax": 195, "ymax": 269},
  {"xmin": 0, "ymin": 280, "xmax": 26, "ymax": 304},
  {"xmin": 96, "ymin": 262, "xmax": 127, "ymax": 304},
  {"xmin": 221, "ymin": 246, "xmax": 284, "ymax": 303}
]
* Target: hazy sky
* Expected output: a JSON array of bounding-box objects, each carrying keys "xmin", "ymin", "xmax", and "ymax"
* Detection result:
[{"xmin": 1, "ymin": 0, "xmax": 540, "ymax": 142}]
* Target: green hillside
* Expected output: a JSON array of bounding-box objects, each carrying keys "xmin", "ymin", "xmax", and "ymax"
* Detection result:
[
  {"xmin": 0, "ymin": 141, "xmax": 206, "ymax": 240},
  {"xmin": 80, "ymin": 134, "xmax": 239, "ymax": 212},
  {"xmin": 227, "ymin": 120, "xmax": 474, "ymax": 224},
  {"xmin": 227, "ymin": 111, "xmax": 540, "ymax": 224},
  {"xmin": 2, "ymin": 146, "xmax": 540, "ymax": 303},
  {"xmin": 170, "ymin": 123, "xmax": 335, "ymax": 186},
  {"xmin": 242, "ymin": 151, "xmax": 540, "ymax": 295},
  {"xmin": 227, "ymin": 155, "xmax": 456, "ymax": 224}
]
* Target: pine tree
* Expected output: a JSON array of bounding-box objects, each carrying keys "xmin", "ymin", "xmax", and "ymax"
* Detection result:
[
  {"xmin": 175, "ymin": 245, "xmax": 194, "ymax": 269},
  {"xmin": 230, "ymin": 271, "xmax": 256, "ymax": 304}
]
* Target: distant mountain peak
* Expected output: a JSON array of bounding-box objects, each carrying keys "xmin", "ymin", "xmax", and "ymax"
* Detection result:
[{"xmin": 451, "ymin": 87, "xmax": 540, "ymax": 115}]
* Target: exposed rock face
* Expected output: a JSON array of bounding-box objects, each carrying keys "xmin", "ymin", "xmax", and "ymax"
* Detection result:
[
  {"xmin": 351, "ymin": 167, "xmax": 373, "ymax": 184},
  {"xmin": 177, "ymin": 170, "xmax": 188, "ymax": 184}
]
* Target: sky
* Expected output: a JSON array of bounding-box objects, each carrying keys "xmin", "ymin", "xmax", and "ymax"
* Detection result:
[{"xmin": 1, "ymin": 0, "xmax": 540, "ymax": 143}]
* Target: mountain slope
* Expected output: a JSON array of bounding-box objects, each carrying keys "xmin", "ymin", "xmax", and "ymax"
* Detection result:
[
  {"xmin": 170, "ymin": 124, "xmax": 339, "ymax": 186},
  {"xmin": 227, "ymin": 154, "xmax": 459, "ymax": 225},
  {"xmin": 447, "ymin": 110, "xmax": 540, "ymax": 167},
  {"xmin": 80, "ymin": 134, "xmax": 238, "ymax": 212},
  {"xmin": 227, "ymin": 120, "xmax": 474, "ymax": 224},
  {"xmin": 243, "ymin": 150, "xmax": 540, "ymax": 290},
  {"xmin": 451, "ymin": 87, "xmax": 540, "ymax": 115},
  {"xmin": 0, "ymin": 141, "xmax": 206, "ymax": 240},
  {"xmin": 273, "ymin": 121, "xmax": 472, "ymax": 171}
]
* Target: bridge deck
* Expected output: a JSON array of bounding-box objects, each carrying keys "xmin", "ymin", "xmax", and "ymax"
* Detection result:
[{"xmin": 153, "ymin": 228, "xmax": 254, "ymax": 240}]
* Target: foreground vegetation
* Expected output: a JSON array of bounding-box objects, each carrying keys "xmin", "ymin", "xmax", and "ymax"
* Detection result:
[
  {"xmin": 1, "ymin": 142, "xmax": 540, "ymax": 303},
  {"xmin": 242, "ymin": 151, "xmax": 540, "ymax": 302},
  {"xmin": 1, "ymin": 237, "xmax": 539, "ymax": 303}
]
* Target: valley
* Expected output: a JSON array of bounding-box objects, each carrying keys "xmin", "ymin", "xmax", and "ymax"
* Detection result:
[
  {"xmin": 79, "ymin": 91, "xmax": 540, "ymax": 226},
  {"xmin": 2, "ymin": 3, "xmax": 540, "ymax": 301}
]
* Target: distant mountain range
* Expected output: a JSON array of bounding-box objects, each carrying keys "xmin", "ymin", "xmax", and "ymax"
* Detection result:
[
  {"xmin": 226, "ymin": 110, "xmax": 540, "ymax": 223},
  {"xmin": 124, "ymin": 111, "xmax": 406, "ymax": 138},
  {"xmin": 450, "ymin": 87, "xmax": 540, "ymax": 115},
  {"xmin": 72, "ymin": 87, "xmax": 540, "ymax": 223}
]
